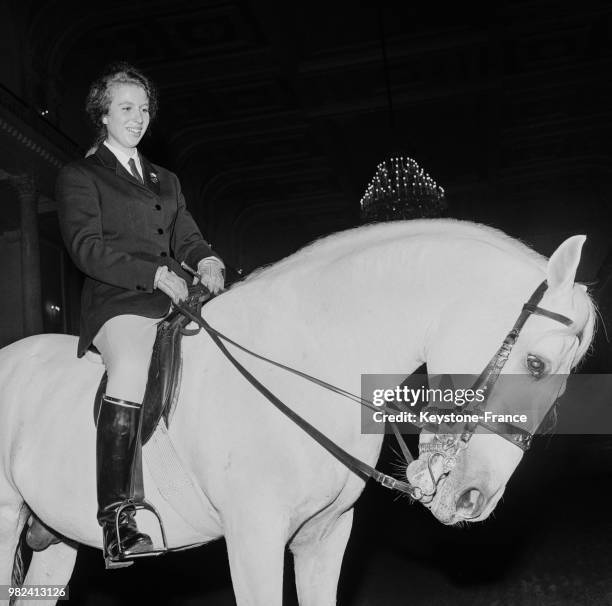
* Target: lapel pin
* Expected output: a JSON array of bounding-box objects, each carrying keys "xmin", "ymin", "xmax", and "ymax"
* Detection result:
[{"xmin": 150, "ymin": 172, "xmax": 158, "ymax": 183}]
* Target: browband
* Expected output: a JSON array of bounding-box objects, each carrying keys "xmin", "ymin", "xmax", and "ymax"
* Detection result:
[{"xmin": 523, "ymin": 303, "xmax": 573, "ymax": 327}]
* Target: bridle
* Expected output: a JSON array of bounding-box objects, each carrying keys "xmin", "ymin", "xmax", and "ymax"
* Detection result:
[
  {"xmin": 412, "ymin": 280, "xmax": 574, "ymax": 502},
  {"xmin": 175, "ymin": 279, "xmax": 575, "ymax": 502}
]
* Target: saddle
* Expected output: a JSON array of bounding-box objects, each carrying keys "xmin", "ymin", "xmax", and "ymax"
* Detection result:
[
  {"xmin": 26, "ymin": 287, "xmax": 211, "ymax": 554},
  {"xmin": 93, "ymin": 285, "xmax": 211, "ymax": 444}
]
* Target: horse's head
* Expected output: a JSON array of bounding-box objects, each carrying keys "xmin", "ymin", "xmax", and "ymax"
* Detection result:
[{"xmin": 406, "ymin": 235, "xmax": 595, "ymax": 525}]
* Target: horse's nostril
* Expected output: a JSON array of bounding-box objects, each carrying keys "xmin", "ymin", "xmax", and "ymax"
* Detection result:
[{"xmin": 456, "ymin": 488, "xmax": 485, "ymax": 518}]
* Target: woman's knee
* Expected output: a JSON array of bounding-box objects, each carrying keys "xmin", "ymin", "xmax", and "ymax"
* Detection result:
[
  {"xmin": 105, "ymin": 359, "xmax": 150, "ymax": 403},
  {"xmin": 106, "ymin": 354, "xmax": 151, "ymax": 381}
]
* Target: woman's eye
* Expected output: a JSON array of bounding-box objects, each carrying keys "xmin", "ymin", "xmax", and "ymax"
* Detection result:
[{"xmin": 526, "ymin": 354, "xmax": 546, "ymax": 378}]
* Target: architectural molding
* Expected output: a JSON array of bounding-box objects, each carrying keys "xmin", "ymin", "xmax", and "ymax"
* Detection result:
[{"xmin": 0, "ymin": 84, "xmax": 78, "ymax": 169}]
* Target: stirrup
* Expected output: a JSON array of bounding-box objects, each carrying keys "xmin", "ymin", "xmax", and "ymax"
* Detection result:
[{"xmin": 104, "ymin": 500, "xmax": 169, "ymax": 570}]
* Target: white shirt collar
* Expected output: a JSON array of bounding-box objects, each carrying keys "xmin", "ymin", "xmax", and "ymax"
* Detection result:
[{"xmin": 103, "ymin": 140, "xmax": 144, "ymax": 179}]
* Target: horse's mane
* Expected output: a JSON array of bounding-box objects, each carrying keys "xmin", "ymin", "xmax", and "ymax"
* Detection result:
[
  {"xmin": 240, "ymin": 219, "xmax": 546, "ymax": 284},
  {"xmin": 233, "ymin": 219, "xmax": 596, "ymax": 368}
]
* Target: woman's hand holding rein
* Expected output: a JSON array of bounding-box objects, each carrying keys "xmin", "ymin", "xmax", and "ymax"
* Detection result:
[
  {"xmin": 197, "ymin": 257, "xmax": 225, "ymax": 294},
  {"xmin": 154, "ymin": 265, "xmax": 188, "ymax": 303}
]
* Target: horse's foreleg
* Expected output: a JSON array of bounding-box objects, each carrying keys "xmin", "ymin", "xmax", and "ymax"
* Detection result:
[
  {"xmin": 0, "ymin": 500, "xmax": 28, "ymax": 587},
  {"xmin": 14, "ymin": 542, "xmax": 78, "ymax": 606},
  {"xmin": 290, "ymin": 508, "xmax": 354, "ymax": 606},
  {"xmin": 224, "ymin": 510, "xmax": 288, "ymax": 606}
]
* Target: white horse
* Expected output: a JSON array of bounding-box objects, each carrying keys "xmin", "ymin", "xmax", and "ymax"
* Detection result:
[{"xmin": 0, "ymin": 220, "xmax": 595, "ymax": 605}]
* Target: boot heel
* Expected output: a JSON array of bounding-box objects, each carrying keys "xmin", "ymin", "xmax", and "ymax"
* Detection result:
[
  {"xmin": 103, "ymin": 528, "xmax": 134, "ymax": 569},
  {"xmin": 104, "ymin": 557, "xmax": 134, "ymax": 570}
]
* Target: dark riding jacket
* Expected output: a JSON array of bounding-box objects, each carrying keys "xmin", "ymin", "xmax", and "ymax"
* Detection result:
[{"xmin": 56, "ymin": 144, "xmax": 221, "ymax": 357}]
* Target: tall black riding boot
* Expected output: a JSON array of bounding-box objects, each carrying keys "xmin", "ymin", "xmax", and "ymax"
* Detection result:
[{"xmin": 96, "ymin": 395, "xmax": 153, "ymax": 562}]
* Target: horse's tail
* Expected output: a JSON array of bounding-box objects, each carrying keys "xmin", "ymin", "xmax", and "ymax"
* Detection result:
[{"xmin": 10, "ymin": 520, "xmax": 31, "ymax": 606}]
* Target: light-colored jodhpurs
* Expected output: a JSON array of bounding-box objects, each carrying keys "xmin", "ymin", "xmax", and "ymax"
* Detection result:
[{"xmin": 93, "ymin": 314, "xmax": 159, "ymax": 403}]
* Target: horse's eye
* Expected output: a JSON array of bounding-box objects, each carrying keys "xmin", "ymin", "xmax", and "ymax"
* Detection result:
[{"xmin": 526, "ymin": 354, "xmax": 546, "ymax": 378}]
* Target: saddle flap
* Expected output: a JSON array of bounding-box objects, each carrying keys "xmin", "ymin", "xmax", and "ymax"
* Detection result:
[{"xmin": 93, "ymin": 287, "xmax": 210, "ymax": 446}]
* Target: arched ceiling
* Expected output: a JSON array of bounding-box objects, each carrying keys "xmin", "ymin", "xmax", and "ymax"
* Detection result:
[{"xmin": 4, "ymin": 0, "xmax": 612, "ymax": 272}]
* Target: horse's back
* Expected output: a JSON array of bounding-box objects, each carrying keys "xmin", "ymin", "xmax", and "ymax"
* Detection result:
[
  {"xmin": 0, "ymin": 334, "xmax": 101, "ymax": 416},
  {"xmin": 0, "ymin": 335, "xmax": 103, "ymax": 512},
  {"xmin": 0, "ymin": 333, "xmax": 82, "ymax": 374}
]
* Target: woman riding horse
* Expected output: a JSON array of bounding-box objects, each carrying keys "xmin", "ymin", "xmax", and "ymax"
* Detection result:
[{"xmin": 56, "ymin": 62, "xmax": 225, "ymax": 564}]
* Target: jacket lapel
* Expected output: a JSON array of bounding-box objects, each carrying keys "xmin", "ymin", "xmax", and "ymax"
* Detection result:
[
  {"xmin": 94, "ymin": 144, "xmax": 159, "ymax": 195},
  {"xmin": 94, "ymin": 144, "xmax": 135, "ymax": 185}
]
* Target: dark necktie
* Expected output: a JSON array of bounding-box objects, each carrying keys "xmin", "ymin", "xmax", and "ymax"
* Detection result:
[{"xmin": 128, "ymin": 157, "xmax": 143, "ymax": 184}]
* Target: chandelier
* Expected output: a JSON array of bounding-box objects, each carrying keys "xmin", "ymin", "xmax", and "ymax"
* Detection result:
[{"xmin": 360, "ymin": 156, "xmax": 446, "ymax": 222}]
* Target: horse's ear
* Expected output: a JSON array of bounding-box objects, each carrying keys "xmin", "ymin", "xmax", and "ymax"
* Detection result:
[{"xmin": 546, "ymin": 235, "xmax": 586, "ymax": 292}]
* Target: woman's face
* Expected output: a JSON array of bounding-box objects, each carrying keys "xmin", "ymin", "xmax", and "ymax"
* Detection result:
[{"xmin": 102, "ymin": 83, "xmax": 150, "ymax": 154}]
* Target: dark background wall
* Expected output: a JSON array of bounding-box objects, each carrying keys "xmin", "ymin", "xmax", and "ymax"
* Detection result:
[
  {"xmin": 3, "ymin": 1, "xmax": 612, "ymax": 348},
  {"xmin": 2, "ymin": 1, "xmax": 612, "ymax": 286}
]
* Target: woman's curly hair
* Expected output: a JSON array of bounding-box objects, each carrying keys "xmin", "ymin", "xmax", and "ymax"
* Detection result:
[{"xmin": 85, "ymin": 62, "xmax": 158, "ymax": 146}]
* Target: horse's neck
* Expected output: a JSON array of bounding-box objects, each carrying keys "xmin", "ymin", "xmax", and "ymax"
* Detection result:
[
  {"xmin": 206, "ymin": 264, "xmax": 432, "ymax": 382},
  {"xmin": 203, "ymin": 236, "xmax": 541, "ymax": 380}
]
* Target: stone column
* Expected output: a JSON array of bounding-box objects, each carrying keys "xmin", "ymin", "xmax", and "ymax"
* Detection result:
[
  {"xmin": 15, "ymin": 175, "xmax": 42, "ymax": 335},
  {"xmin": 0, "ymin": 170, "xmax": 43, "ymax": 336}
]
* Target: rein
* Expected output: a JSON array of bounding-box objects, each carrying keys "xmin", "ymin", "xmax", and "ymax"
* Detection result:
[
  {"xmin": 176, "ymin": 298, "xmax": 420, "ymax": 497},
  {"xmin": 175, "ymin": 280, "xmax": 573, "ymax": 500}
]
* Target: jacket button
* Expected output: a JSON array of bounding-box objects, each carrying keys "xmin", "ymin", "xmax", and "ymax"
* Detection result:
[
  {"xmin": 155, "ymin": 204, "xmax": 161, "ymax": 210},
  {"xmin": 157, "ymin": 228, "xmax": 164, "ymax": 234},
  {"xmin": 136, "ymin": 285, "xmax": 145, "ymax": 291},
  {"xmin": 160, "ymin": 251, "xmax": 168, "ymax": 257}
]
